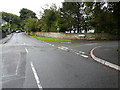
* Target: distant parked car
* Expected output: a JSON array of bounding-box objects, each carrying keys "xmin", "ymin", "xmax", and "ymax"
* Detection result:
[{"xmin": 16, "ymin": 30, "xmax": 21, "ymax": 33}]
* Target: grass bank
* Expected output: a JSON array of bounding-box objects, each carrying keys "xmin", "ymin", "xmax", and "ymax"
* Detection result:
[
  {"xmin": 118, "ymin": 47, "xmax": 120, "ymax": 52},
  {"xmin": 31, "ymin": 36, "xmax": 72, "ymax": 42}
]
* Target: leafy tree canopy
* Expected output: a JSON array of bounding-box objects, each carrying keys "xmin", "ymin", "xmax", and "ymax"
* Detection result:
[{"xmin": 19, "ymin": 8, "xmax": 37, "ymax": 20}]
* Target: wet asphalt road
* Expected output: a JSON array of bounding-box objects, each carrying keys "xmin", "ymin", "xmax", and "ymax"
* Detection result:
[{"xmin": 0, "ymin": 33, "xmax": 119, "ymax": 88}]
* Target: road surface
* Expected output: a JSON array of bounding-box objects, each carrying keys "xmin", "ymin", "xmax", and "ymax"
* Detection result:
[{"xmin": 0, "ymin": 33, "xmax": 119, "ymax": 89}]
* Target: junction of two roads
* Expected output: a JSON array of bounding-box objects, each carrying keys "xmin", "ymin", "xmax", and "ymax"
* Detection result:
[{"xmin": 0, "ymin": 33, "xmax": 119, "ymax": 89}]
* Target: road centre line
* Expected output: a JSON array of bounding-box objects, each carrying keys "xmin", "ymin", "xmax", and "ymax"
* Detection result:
[
  {"xmin": 79, "ymin": 51, "xmax": 85, "ymax": 54},
  {"xmin": 51, "ymin": 44, "xmax": 55, "ymax": 46},
  {"xmin": 25, "ymin": 48, "xmax": 28, "ymax": 53},
  {"xmin": 2, "ymin": 74, "xmax": 17, "ymax": 78},
  {"xmin": 16, "ymin": 48, "xmax": 28, "ymax": 75},
  {"xmin": 30, "ymin": 62, "xmax": 42, "ymax": 88},
  {"xmin": 15, "ymin": 55, "xmax": 21, "ymax": 75},
  {"xmin": 46, "ymin": 43, "xmax": 55, "ymax": 47},
  {"xmin": 46, "ymin": 43, "xmax": 88, "ymax": 58},
  {"xmin": 75, "ymin": 52, "xmax": 80, "ymax": 55},
  {"xmin": 81, "ymin": 55, "xmax": 89, "ymax": 58}
]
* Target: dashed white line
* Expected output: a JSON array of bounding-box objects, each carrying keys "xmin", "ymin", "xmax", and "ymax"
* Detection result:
[
  {"xmin": 58, "ymin": 46, "xmax": 88, "ymax": 58},
  {"xmin": 30, "ymin": 62, "xmax": 42, "ymax": 88},
  {"xmin": 46, "ymin": 43, "xmax": 55, "ymax": 47},
  {"xmin": 75, "ymin": 52, "xmax": 80, "ymax": 55},
  {"xmin": 25, "ymin": 48, "xmax": 28, "ymax": 53},
  {"xmin": 2, "ymin": 74, "xmax": 17, "ymax": 78},
  {"xmin": 15, "ymin": 56, "xmax": 21, "ymax": 75},
  {"xmin": 79, "ymin": 51, "xmax": 85, "ymax": 54},
  {"xmin": 81, "ymin": 54, "xmax": 89, "ymax": 58},
  {"xmin": 85, "ymin": 43, "xmax": 98, "ymax": 46},
  {"xmin": 51, "ymin": 45, "xmax": 55, "ymax": 47},
  {"xmin": 48, "ymin": 44, "xmax": 88, "ymax": 58}
]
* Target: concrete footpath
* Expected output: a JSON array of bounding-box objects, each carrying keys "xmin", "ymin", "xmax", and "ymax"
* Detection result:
[
  {"xmin": 0, "ymin": 33, "xmax": 13, "ymax": 44},
  {"xmin": 91, "ymin": 45, "xmax": 120, "ymax": 71},
  {"xmin": 93, "ymin": 46, "xmax": 119, "ymax": 65}
]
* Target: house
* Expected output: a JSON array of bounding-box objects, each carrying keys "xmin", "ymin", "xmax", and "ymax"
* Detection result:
[{"xmin": 0, "ymin": 14, "xmax": 7, "ymax": 26}]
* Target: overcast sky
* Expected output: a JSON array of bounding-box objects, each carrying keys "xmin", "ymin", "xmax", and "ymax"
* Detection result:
[{"xmin": 0, "ymin": 0, "xmax": 64, "ymax": 17}]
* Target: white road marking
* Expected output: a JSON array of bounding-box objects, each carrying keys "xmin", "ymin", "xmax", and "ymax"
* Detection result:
[
  {"xmin": 85, "ymin": 43, "xmax": 98, "ymax": 46},
  {"xmin": 58, "ymin": 46, "xmax": 87, "ymax": 58},
  {"xmin": 79, "ymin": 51, "xmax": 85, "ymax": 54},
  {"xmin": 91, "ymin": 46, "xmax": 120, "ymax": 71},
  {"xmin": 15, "ymin": 56, "xmax": 21, "ymax": 75},
  {"xmin": 30, "ymin": 62, "xmax": 42, "ymax": 88},
  {"xmin": 75, "ymin": 52, "xmax": 80, "ymax": 55},
  {"xmin": 81, "ymin": 55, "xmax": 89, "ymax": 58},
  {"xmin": 2, "ymin": 74, "xmax": 17, "ymax": 78},
  {"xmin": 51, "ymin": 45, "xmax": 55, "ymax": 47},
  {"xmin": 25, "ymin": 48, "xmax": 28, "ymax": 53},
  {"xmin": 46, "ymin": 43, "xmax": 55, "ymax": 47},
  {"xmin": 46, "ymin": 43, "xmax": 49, "ymax": 44},
  {"xmin": 73, "ymin": 50, "xmax": 77, "ymax": 52}
]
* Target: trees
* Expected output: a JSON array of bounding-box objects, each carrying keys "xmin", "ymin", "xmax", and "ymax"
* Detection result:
[
  {"xmin": 2, "ymin": 12, "xmax": 21, "ymax": 31},
  {"xmin": 43, "ymin": 9, "xmax": 56, "ymax": 32},
  {"xmin": 23, "ymin": 17, "xmax": 37, "ymax": 33},
  {"xmin": 1, "ymin": 2, "xmax": 119, "ymax": 34},
  {"xmin": 19, "ymin": 8, "xmax": 39, "ymax": 32},
  {"xmin": 85, "ymin": 1, "xmax": 120, "ymax": 34},
  {"xmin": 39, "ymin": 4, "xmax": 61, "ymax": 32},
  {"xmin": 60, "ymin": 2, "xmax": 85, "ymax": 33},
  {"xmin": 19, "ymin": 8, "xmax": 37, "ymax": 20},
  {"xmin": 107, "ymin": 2, "xmax": 120, "ymax": 34}
]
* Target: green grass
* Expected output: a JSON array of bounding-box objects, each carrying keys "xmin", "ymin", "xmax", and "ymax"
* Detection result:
[
  {"xmin": 118, "ymin": 47, "xmax": 120, "ymax": 52},
  {"xmin": 31, "ymin": 36, "xmax": 72, "ymax": 42}
]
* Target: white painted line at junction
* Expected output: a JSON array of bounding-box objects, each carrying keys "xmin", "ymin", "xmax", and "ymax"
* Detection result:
[
  {"xmin": 25, "ymin": 48, "xmax": 28, "ymax": 53},
  {"xmin": 2, "ymin": 74, "xmax": 17, "ymax": 78},
  {"xmin": 58, "ymin": 46, "xmax": 87, "ymax": 56},
  {"xmin": 75, "ymin": 52, "xmax": 80, "ymax": 55},
  {"xmin": 51, "ymin": 45, "xmax": 55, "ymax": 47},
  {"xmin": 79, "ymin": 51, "xmax": 85, "ymax": 54},
  {"xmin": 48, "ymin": 43, "xmax": 51, "ymax": 45},
  {"xmin": 15, "ymin": 55, "xmax": 21, "ymax": 75},
  {"xmin": 91, "ymin": 46, "xmax": 120, "ymax": 71},
  {"xmin": 81, "ymin": 55, "xmax": 89, "ymax": 58},
  {"xmin": 46, "ymin": 43, "xmax": 55, "ymax": 47},
  {"xmin": 85, "ymin": 43, "xmax": 98, "ymax": 46},
  {"xmin": 30, "ymin": 62, "xmax": 42, "ymax": 88},
  {"xmin": 46, "ymin": 43, "xmax": 49, "ymax": 44}
]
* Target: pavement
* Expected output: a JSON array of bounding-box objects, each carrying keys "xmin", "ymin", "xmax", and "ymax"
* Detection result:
[
  {"xmin": 0, "ymin": 33, "xmax": 119, "ymax": 89},
  {"xmin": 93, "ymin": 46, "xmax": 119, "ymax": 66},
  {"xmin": 0, "ymin": 34, "xmax": 13, "ymax": 44}
]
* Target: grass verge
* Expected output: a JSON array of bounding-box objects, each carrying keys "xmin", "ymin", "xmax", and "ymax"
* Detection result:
[
  {"xmin": 118, "ymin": 47, "xmax": 120, "ymax": 52},
  {"xmin": 31, "ymin": 36, "xmax": 72, "ymax": 42}
]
